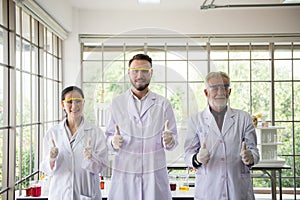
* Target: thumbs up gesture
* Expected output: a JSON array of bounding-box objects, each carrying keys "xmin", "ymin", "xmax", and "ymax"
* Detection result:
[
  {"xmin": 112, "ymin": 124, "xmax": 123, "ymax": 150},
  {"xmin": 240, "ymin": 141, "xmax": 254, "ymax": 165},
  {"xmin": 83, "ymin": 137, "xmax": 93, "ymax": 160},
  {"xmin": 162, "ymin": 120, "xmax": 175, "ymax": 147},
  {"xmin": 196, "ymin": 141, "xmax": 210, "ymax": 165},
  {"xmin": 50, "ymin": 138, "xmax": 59, "ymax": 161}
]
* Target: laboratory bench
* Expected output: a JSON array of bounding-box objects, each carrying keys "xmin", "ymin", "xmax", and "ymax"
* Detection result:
[
  {"xmin": 16, "ymin": 164, "xmax": 291, "ymax": 200},
  {"xmin": 16, "ymin": 188, "xmax": 196, "ymax": 200}
]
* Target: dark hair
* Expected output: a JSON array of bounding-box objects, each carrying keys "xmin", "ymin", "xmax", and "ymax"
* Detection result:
[
  {"xmin": 61, "ymin": 86, "xmax": 85, "ymax": 101},
  {"xmin": 128, "ymin": 54, "xmax": 152, "ymax": 67}
]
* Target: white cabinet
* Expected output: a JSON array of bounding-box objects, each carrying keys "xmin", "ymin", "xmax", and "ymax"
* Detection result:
[{"xmin": 255, "ymin": 126, "xmax": 286, "ymax": 167}]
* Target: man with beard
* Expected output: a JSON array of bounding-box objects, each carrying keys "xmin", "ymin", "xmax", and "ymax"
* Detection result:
[
  {"xmin": 105, "ymin": 54, "xmax": 178, "ymax": 200},
  {"xmin": 184, "ymin": 71, "xmax": 260, "ymax": 200}
]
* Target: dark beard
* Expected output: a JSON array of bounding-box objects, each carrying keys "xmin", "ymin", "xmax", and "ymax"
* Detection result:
[{"xmin": 135, "ymin": 83, "xmax": 150, "ymax": 91}]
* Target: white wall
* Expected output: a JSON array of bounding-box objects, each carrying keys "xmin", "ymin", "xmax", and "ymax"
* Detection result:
[
  {"xmin": 77, "ymin": 8, "xmax": 300, "ymax": 35},
  {"xmin": 33, "ymin": 2, "xmax": 300, "ymax": 85},
  {"xmin": 35, "ymin": 0, "xmax": 73, "ymax": 32}
]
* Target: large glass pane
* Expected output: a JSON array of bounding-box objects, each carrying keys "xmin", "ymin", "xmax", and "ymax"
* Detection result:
[
  {"xmin": 0, "ymin": 0, "xmax": 3, "ymax": 25},
  {"xmin": 32, "ymin": 76, "xmax": 38, "ymax": 123},
  {"xmin": 0, "ymin": 27, "xmax": 8, "ymax": 65},
  {"xmin": 229, "ymin": 45, "xmax": 250, "ymax": 59},
  {"xmin": 103, "ymin": 60, "xmax": 125, "ymax": 83},
  {"xmin": 188, "ymin": 82, "xmax": 206, "ymax": 116},
  {"xmin": 43, "ymin": 51, "xmax": 47, "ymax": 77},
  {"xmin": 167, "ymin": 83, "xmax": 187, "ymax": 124},
  {"xmin": 210, "ymin": 60, "xmax": 228, "ymax": 73},
  {"xmin": 276, "ymin": 122, "xmax": 292, "ymax": 157},
  {"xmin": 16, "ymin": 6, "xmax": 20, "ymax": 35},
  {"xmin": 295, "ymin": 82, "xmax": 300, "ymax": 121},
  {"xmin": 84, "ymin": 83, "xmax": 103, "ymax": 124},
  {"xmin": 274, "ymin": 82, "xmax": 292, "ymax": 121},
  {"xmin": 32, "ymin": 45, "xmax": 38, "ymax": 74},
  {"xmin": 22, "ymin": 40, "xmax": 31, "ymax": 72},
  {"xmin": 53, "ymin": 83, "xmax": 59, "ymax": 121},
  {"xmin": 124, "ymin": 48, "xmax": 143, "ymax": 61},
  {"xmin": 251, "ymin": 44, "xmax": 270, "ymax": 59},
  {"xmin": 210, "ymin": 45, "xmax": 228, "ymax": 60},
  {"xmin": 32, "ymin": 18, "xmax": 38, "ymax": 45},
  {"xmin": 83, "ymin": 82, "xmax": 127, "ymax": 125},
  {"xmin": 15, "ymin": 127, "xmax": 22, "ymax": 186},
  {"xmin": 166, "ymin": 61, "xmax": 187, "ymax": 82},
  {"xmin": 149, "ymin": 82, "xmax": 165, "ymax": 97},
  {"xmin": 167, "ymin": 46, "xmax": 187, "ymax": 61},
  {"xmin": 148, "ymin": 47, "xmax": 165, "ymax": 60},
  {"xmin": 53, "ymin": 35, "xmax": 58, "ymax": 56},
  {"xmin": 0, "ymin": 129, "xmax": 3, "ymax": 191},
  {"xmin": 274, "ymin": 43, "xmax": 292, "ymax": 59},
  {"xmin": 0, "ymin": 66, "xmax": 3, "ymax": 127},
  {"xmin": 16, "ymin": 70, "xmax": 21, "ymax": 125},
  {"xmin": 294, "ymin": 44, "xmax": 300, "ymax": 58},
  {"xmin": 83, "ymin": 61, "xmax": 103, "ymax": 82},
  {"xmin": 22, "ymin": 125, "xmax": 34, "ymax": 182},
  {"xmin": 294, "ymin": 60, "xmax": 300, "ymax": 80},
  {"xmin": 188, "ymin": 61, "xmax": 207, "ymax": 82},
  {"xmin": 47, "ymin": 53, "xmax": 53, "ymax": 79},
  {"xmin": 251, "ymin": 60, "xmax": 271, "ymax": 81},
  {"xmin": 152, "ymin": 61, "xmax": 166, "ymax": 82},
  {"xmin": 251, "ymin": 82, "xmax": 271, "ymax": 117},
  {"xmin": 188, "ymin": 45, "xmax": 207, "ymax": 60},
  {"xmin": 16, "ymin": 36, "xmax": 21, "ymax": 69},
  {"xmin": 229, "ymin": 60, "xmax": 250, "ymax": 81},
  {"xmin": 83, "ymin": 45, "xmax": 102, "ymax": 60},
  {"xmin": 53, "ymin": 57, "xmax": 58, "ymax": 80},
  {"xmin": 15, "ymin": 126, "xmax": 35, "ymax": 189},
  {"xmin": 230, "ymin": 82, "xmax": 250, "ymax": 113},
  {"xmin": 21, "ymin": 11, "xmax": 30, "ymax": 41},
  {"xmin": 59, "ymin": 59, "xmax": 62, "ymax": 81},
  {"xmin": 46, "ymin": 29, "xmax": 52, "ymax": 53},
  {"xmin": 46, "ymin": 80, "xmax": 54, "ymax": 122},
  {"xmin": 296, "ymin": 157, "xmax": 300, "ymax": 184},
  {"xmin": 22, "ymin": 73, "xmax": 31, "ymax": 124},
  {"xmin": 274, "ymin": 60, "xmax": 292, "ymax": 80},
  {"xmin": 294, "ymin": 122, "xmax": 300, "ymax": 155}
]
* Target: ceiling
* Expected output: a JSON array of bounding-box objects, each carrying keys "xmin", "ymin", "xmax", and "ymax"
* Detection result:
[{"xmin": 68, "ymin": 0, "xmax": 295, "ymax": 11}]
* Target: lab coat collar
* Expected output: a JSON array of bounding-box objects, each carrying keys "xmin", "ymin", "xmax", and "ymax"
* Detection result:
[
  {"xmin": 222, "ymin": 107, "xmax": 236, "ymax": 135},
  {"xmin": 140, "ymin": 91, "xmax": 156, "ymax": 118},
  {"xmin": 204, "ymin": 106, "xmax": 236, "ymax": 137},
  {"xmin": 60, "ymin": 117, "xmax": 92, "ymax": 150},
  {"xmin": 127, "ymin": 89, "xmax": 156, "ymax": 119}
]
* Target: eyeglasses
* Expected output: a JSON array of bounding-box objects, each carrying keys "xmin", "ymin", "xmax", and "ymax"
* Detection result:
[
  {"xmin": 207, "ymin": 84, "xmax": 230, "ymax": 93},
  {"xmin": 63, "ymin": 98, "xmax": 84, "ymax": 105},
  {"xmin": 129, "ymin": 67, "xmax": 152, "ymax": 75}
]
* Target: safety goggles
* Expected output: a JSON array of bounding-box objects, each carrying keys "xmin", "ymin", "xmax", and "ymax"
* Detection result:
[
  {"xmin": 207, "ymin": 84, "xmax": 230, "ymax": 93},
  {"xmin": 62, "ymin": 98, "xmax": 85, "ymax": 105},
  {"xmin": 129, "ymin": 67, "xmax": 152, "ymax": 75}
]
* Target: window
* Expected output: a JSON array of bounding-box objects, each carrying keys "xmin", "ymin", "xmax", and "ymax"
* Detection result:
[
  {"xmin": 81, "ymin": 35, "xmax": 300, "ymax": 196},
  {"xmin": 0, "ymin": 0, "xmax": 63, "ymax": 199}
]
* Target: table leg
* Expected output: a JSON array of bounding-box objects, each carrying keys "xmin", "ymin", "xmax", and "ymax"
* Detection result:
[
  {"xmin": 271, "ymin": 170, "xmax": 277, "ymax": 200},
  {"xmin": 278, "ymin": 169, "xmax": 282, "ymax": 200}
]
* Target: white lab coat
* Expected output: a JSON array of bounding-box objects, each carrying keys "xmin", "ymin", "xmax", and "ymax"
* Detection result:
[
  {"xmin": 40, "ymin": 118, "xmax": 108, "ymax": 200},
  {"xmin": 105, "ymin": 89, "xmax": 178, "ymax": 200},
  {"xmin": 184, "ymin": 106, "xmax": 260, "ymax": 200}
]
